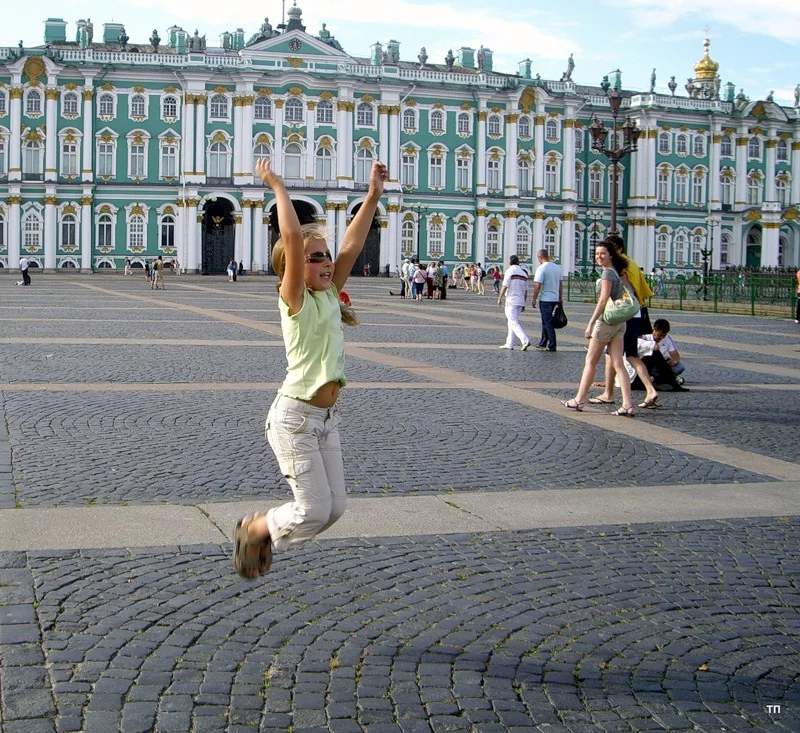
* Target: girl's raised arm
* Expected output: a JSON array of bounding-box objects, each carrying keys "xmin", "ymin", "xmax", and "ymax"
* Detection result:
[{"xmin": 257, "ymin": 159, "xmax": 305, "ymax": 314}]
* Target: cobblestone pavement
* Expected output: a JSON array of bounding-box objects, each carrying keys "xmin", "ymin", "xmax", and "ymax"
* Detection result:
[{"xmin": 0, "ymin": 274, "xmax": 798, "ymax": 732}]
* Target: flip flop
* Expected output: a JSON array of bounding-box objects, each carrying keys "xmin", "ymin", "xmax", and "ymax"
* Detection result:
[
  {"xmin": 233, "ymin": 513, "xmax": 272, "ymax": 580},
  {"xmin": 588, "ymin": 397, "xmax": 615, "ymax": 405}
]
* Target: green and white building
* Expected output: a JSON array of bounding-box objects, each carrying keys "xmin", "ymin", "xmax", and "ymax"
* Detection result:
[{"xmin": 1, "ymin": 5, "xmax": 799, "ymax": 274}]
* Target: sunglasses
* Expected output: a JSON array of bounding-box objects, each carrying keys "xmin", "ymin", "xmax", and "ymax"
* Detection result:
[{"xmin": 305, "ymin": 251, "xmax": 333, "ymax": 263}]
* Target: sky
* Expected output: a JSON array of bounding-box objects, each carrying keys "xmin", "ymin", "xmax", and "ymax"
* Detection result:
[{"xmin": 3, "ymin": 0, "xmax": 799, "ymax": 105}]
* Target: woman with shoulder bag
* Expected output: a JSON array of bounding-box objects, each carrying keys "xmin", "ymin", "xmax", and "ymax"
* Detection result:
[{"xmin": 561, "ymin": 240, "xmax": 636, "ymax": 416}]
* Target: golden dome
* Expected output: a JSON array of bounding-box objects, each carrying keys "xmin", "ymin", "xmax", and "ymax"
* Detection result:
[{"xmin": 694, "ymin": 37, "xmax": 719, "ymax": 80}]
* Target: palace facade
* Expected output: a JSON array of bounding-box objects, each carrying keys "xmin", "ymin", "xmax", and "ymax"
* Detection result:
[{"xmin": 1, "ymin": 5, "xmax": 799, "ymax": 274}]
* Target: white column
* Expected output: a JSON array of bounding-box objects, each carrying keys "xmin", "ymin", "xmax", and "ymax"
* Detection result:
[
  {"xmin": 792, "ymin": 138, "xmax": 800, "ymax": 206},
  {"xmin": 378, "ymin": 219, "xmax": 389, "ymax": 270},
  {"xmin": 326, "ymin": 202, "xmax": 337, "ymax": 243},
  {"xmin": 561, "ymin": 119, "xmax": 576, "ymax": 200},
  {"xmin": 475, "ymin": 207, "xmax": 487, "ymax": 263},
  {"xmin": 476, "ymin": 110, "xmax": 487, "ymax": 196},
  {"xmin": 8, "ymin": 88, "xmax": 22, "ymax": 181},
  {"xmin": 387, "ymin": 203, "xmax": 400, "ymax": 268},
  {"xmin": 273, "ymin": 100, "xmax": 285, "ymax": 176},
  {"xmin": 765, "ymin": 133, "xmax": 777, "ymax": 202},
  {"xmin": 43, "ymin": 195, "xmax": 57, "ymax": 269},
  {"xmin": 232, "ymin": 96, "xmax": 244, "ymax": 181},
  {"xmin": 388, "ymin": 106, "xmax": 400, "ymax": 182},
  {"xmin": 7, "ymin": 195, "xmax": 21, "ymax": 266},
  {"xmin": 194, "ymin": 95, "xmax": 207, "ymax": 177},
  {"xmin": 187, "ymin": 200, "xmax": 200, "ymax": 272},
  {"xmin": 505, "ymin": 114, "xmax": 519, "ymax": 197},
  {"xmin": 233, "ymin": 211, "xmax": 243, "ymax": 262},
  {"xmin": 378, "ymin": 106, "xmax": 389, "ymax": 171},
  {"xmin": 734, "ymin": 130, "xmax": 748, "ymax": 207},
  {"xmin": 80, "ymin": 195, "xmax": 92, "ymax": 271},
  {"xmin": 241, "ymin": 202, "xmax": 252, "ymax": 269},
  {"xmin": 81, "ymin": 90, "xmax": 94, "ymax": 182},
  {"xmin": 305, "ymin": 102, "xmax": 316, "ymax": 179},
  {"xmin": 336, "ymin": 101, "xmax": 349, "ymax": 180},
  {"xmin": 560, "ymin": 215, "xmax": 575, "ymax": 272},
  {"xmin": 336, "ymin": 204, "xmax": 347, "ymax": 253},
  {"xmin": 710, "ymin": 124, "xmax": 721, "ymax": 207},
  {"xmin": 45, "ymin": 89, "xmax": 58, "ymax": 181},
  {"xmin": 242, "ymin": 96, "xmax": 254, "ymax": 184},
  {"xmin": 251, "ymin": 203, "xmax": 264, "ymax": 272},
  {"xmin": 761, "ymin": 221, "xmax": 780, "ymax": 267},
  {"xmin": 503, "ymin": 210, "xmax": 518, "ymax": 260},
  {"xmin": 182, "ymin": 93, "xmax": 195, "ymax": 176},
  {"xmin": 533, "ymin": 212, "xmax": 544, "ymax": 253},
  {"xmin": 534, "ymin": 114, "xmax": 545, "ymax": 196}
]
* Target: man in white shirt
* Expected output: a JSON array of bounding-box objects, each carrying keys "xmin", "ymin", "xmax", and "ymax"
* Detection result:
[
  {"xmin": 497, "ymin": 255, "xmax": 530, "ymax": 350},
  {"xmin": 531, "ymin": 249, "xmax": 563, "ymax": 352},
  {"xmin": 19, "ymin": 256, "xmax": 31, "ymax": 286}
]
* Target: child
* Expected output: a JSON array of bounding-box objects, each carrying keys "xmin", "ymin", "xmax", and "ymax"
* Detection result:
[{"xmin": 233, "ymin": 158, "xmax": 388, "ymax": 579}]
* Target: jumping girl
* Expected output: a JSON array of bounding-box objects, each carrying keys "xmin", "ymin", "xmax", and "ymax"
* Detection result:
[{"xmin": 233, "ymin": 158, "xmax": 388, "ymax": 579}]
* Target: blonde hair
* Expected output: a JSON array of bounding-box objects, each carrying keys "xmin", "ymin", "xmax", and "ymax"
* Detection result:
[{"xmin": 271, "ymin": 223, "xmax": 358, "ymax": 326}]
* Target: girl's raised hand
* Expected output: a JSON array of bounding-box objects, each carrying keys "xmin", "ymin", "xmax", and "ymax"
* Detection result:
[
  {"xmin": 256, "ymin": 158, "xmax": 283, "ymax": 190},
  {"xmin": 369, "ymin": 161, "xmax": 389, "ymax": 197}
]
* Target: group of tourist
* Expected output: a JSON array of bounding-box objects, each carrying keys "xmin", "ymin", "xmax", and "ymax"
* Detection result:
[{"xmin": 398, "ymin": 259, "xmax": 449, "ymax": 300}]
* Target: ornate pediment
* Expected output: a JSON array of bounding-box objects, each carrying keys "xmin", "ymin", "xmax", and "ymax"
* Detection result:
[{"xmin": 243, "ymin": 29, "xmax": 352, "ymax": 60}]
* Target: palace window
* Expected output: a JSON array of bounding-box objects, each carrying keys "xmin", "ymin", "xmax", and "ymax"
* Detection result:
[
  {"xmin": 608, "ymin": 166, "xmax": 623, "ymax": 203},
  {"xmin": 486, "ymin": 225, "xmax": 499, "ymax": 259},
  {"xmin": 285, "ymin": 98, "xmax": 304, "ymax": 123},
  {"xmin": 130, "ymin": 94, "xmax": 147, "ymax": 118},
  {"xmin": 675, "ymin": 170, "xmax": 689, "ymax": 204},
  {"xmin": 720, "ymin": 173, "xmax": 733, "ymax": 205},
  {"xmin": 128, "ymin": 215, "xmax": 145, "ymax": 251},
  {"xmin": 658, "ymin": 131, "xmax": 671, "ymax": 154},
  {"xmin": 208, "ymin": 141, "xmax": 230, "ymax": 178},
  {"xmin": 401, "ymin": 151, "xmax": 417, "ymax": 187},
  {"xmin": 720, "ymin": 134, "xmax": 732, "ymax": 157},
  {"xmin": 428, "ymin": 221, "xmax": 443, "ymax": 258},
  {"xmin": 401, "ymin": 220, "xmax": 415, "ymax": 255},
  {"xmin": 98, "ymin": 93, "xmax": 115, "ymax": 117},
  {"xmin": 0, "ymin": 213, "xmax": 4, "ymax": 249},
  {"xmin": 589, "ymin": 168, "xmax": 602, "ymax": 201},
  {"xmin": 455, "ymin": 223, "xmax": 470, "ymax": 257},
  {"xmin": 656, "ymin": 233, "xmax": 669, "ymax": 264},
  {"xmin": 693, "ymin": 135, "xmax": 705, "ymax": 157},
  {"xmin": 315, "ymin": 145, "xmax": 333, "ymax": 181},
  {"xmin": 162, "ymin": 95, "xmax": 178, "ymax": 120},
  {"xmin": 544, "ymin": 225, "xmax": 557, "ymax": 258},
  {"xmin": 518, "ymin": 115, "xmax": 530, "ymax": 139},
  {"xmin": 748, "ymin": 137, "xmax": 761, "ymax": 159},
  {"xmin": 516, "ymin": 223, "xmax": 530, "ymax": 259},
  {"xmin": 253, "ymin": 143, "xmax": 271, "ymax": 173},
  {"xmin": 429, "ymin": 153, "xmax": 444, "ymax": 188},
  {"xmin": 518, "ymin": 158, "xmax": 531, "ymax": 192},
  {"xmin": 692, "ymin": 171, "xmax": 706, "ymax": 205},
  {"xmin": 545, "ymin": 161, "xmax": 559, "ymax": 195},
  {"xmin": 356, "ymin": 102, "xmax": 374, "ymax": 127},
  {"xmin": 673, "ymin": 232, "xmax": 687, "ymax": 264},
  {"xmin": 0, "ymin": 138, "xmax": 6, "ymax": 175},
  {"xmin": 254, "ymin": 97, "xmax": 272, "ymax": 121},
  {"xmin": 747, "ymin": 173, "xmax": 762, "ymax": 205},
  {"xmin": 355, "ymin": 147, "xmax": 374, "ymax": 183},
  {"xmin": 22, "ymin": 140, "xmax": 42, "ymax": 178},
  {"xmin": 720, "ymin": 233, "xmax": 730, "ymax": 265},
  {"xmin": 657, "ymin": 169, "xmax": 671, "ymax": 202},
  {"xmin": 97, "ymin": 213, "xmax": 113, "ymax": 249},
  {"xmin": 160, "ymin": 215, "xmax": 175, "ymax": 250},
  {"xmin": 60, "ymin": 140, "xmax": 78, "ymax": 177},
  {"xmin": 0, "ymin": 90, "xmax": 6, "ymax": 115},
  {"xmin": 22, "ymin": 211, "xmax": 42, "ymax": 250},
  {"xmin": 676, "ymin": 133, "xmax": 688, "ymax": 155},
  {"xmin": 575, "ymin": 163, "xmax": 585, "ymax": 198},
  {"xmin": 160, "ymin": 143, "xmax": 178, "ymax": 179},
  {"xmin": 776, "ymin": 139, "xmax": 788, "ymax": 162},
  {"xmin": 316, "ymin": 99, "xmax": 333, "ymax": 124},
  {"xmin": 574, "ymin": 128, "xmax": 584, "ymax": 153},
  {"xmin": 129, "ymin": 142, "xmax": 146, "ymax": 178},
  {"xmin": 284, "ymin": 142, "xmax": 302, "ymax": 178},
  {"xmin": 457, "ymin": 112, "xmax": 471, "ymax": 135},
  {"xmin": 776, "ymin": 178, "xmax": 789, "ymax": 206},
  {"xmin": 545, "ymin": 118, "xmax": 559, "ymax": 142},
  {"xmin": 62, "ymin": 92, "xmax": 79, "ymax": 116},
  {"xmin": 574, "ymin": 229, "xmax": 582, "ymax": 263},
  {"xmin": 402, "ymin": 108, "xmax": 417, "ymax": 132},
  {"xmin": 456, "ymin": 156, "xmax": 471, "ymax": 189},
  {"xmin": 209, "ymin": 94, "xmax": 228, "ymax": 119},
  {"xmin": 487, "ymin": 158, "xmax": 501, "ymax": 191},
  {"xmin": 25, "ymin": 89, "xmax": 42, "ymax": 116},
  {"xmin": 97, "ymin": 141, "xmax": 115, "ymax": 177},
  {"xmin": 487, "ymin": 114, "xmax": 501, "ymax": 136},
  {"xmin": 691, "ymin": 234, "xmax": 703, "ymax": 265},
  {"xmin": 60, "ymin": 213, "xmax": 77, "ymax": 251},
  {"xmin": 430, "ymin": 109, "xmax": 445, "ymax": 133}
]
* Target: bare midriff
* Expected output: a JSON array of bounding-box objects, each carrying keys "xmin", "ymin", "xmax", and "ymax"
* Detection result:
[{"xmin": 303, "ymin": 380, "xmax": 341, "ymax": 408}]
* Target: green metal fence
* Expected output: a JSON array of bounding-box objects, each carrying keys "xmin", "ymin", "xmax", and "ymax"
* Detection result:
[{"xmin": 566, "ymin": 272, "xmax": 797, "ymax": 318}]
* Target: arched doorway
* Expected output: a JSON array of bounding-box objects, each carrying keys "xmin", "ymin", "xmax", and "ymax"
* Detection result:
[
  {"xmin": 745, "ymin": 226, "xmax": 761, "ymax": 269},
  {"xmin": 349, "ymin": 202, "xmax": 380, "ymax": 276},
  {"xmin": 265, "ymin": 200, "xmax": 318, "ymax": 274},
  {"xmin": 201, "ymin": 197, "xmax": 235, "ymax": 275}
]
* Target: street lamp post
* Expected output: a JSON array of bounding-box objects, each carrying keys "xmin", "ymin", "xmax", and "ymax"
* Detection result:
[
  {"xmin": 702, "ymin": 215, "xmax": 719, "ymax": 301},
  {"xmin": 588, "ymin": 78, "xmax": 641, "ymax": 235},
  {"xmin": 586, "ymin": 208, "xmax": 603, "ymax": 275},
  {"xmin": 402, "ymin": 203, "xmax": 428, "ymax": 259}
]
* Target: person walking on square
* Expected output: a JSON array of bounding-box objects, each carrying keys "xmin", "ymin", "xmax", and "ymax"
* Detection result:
[
  {"xmin": 233, "ymin": 158, "xmax": 388, "ymax": 580},
  {"xmin": 795, "ymin": 267, "xmax": 800, "ymax": 323},
  {"xmin": 124, "ymin": 257, "xmax": 132, "ymax": 276},
  {"xmin": 531, "ymin": 249, "xmax": 563, "ymax": 352},
  {"xmin": 151, "ymin": 255, "xmax": 165, "ymax": 290},
  {"xmin": 144, "ymin": 261, "xmax": 151, "ymax": 284},
  {"xmin": 561, "ymin": 240, "xmax": 635, "ymax": 416},
  {"xmin": 497, "ymin": 255, "xmax": 531, "ymax": 350},
  {"xmin": 18, "ymin": 256, "xmax": 31, "ymax": 286}
]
